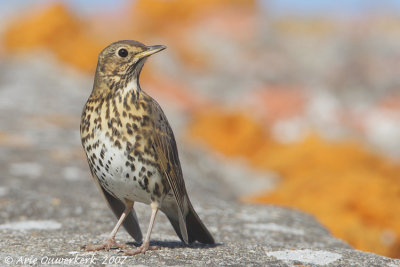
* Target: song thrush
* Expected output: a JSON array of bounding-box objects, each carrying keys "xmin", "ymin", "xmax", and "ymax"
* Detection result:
[{"xmin": 80, "ymin": 40, "xmax": 215, "ymax": 255}]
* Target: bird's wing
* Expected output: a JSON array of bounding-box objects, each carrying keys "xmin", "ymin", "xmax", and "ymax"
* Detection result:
[
  {"xmin": 149, "ymin": 100, "xmax": 189, "ymax": 244},
  {"xmin": 88, "ymin": 165, "xmax": 143, "ymax": 242}
]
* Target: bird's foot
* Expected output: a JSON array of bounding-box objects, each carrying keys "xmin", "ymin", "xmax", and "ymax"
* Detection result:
[
  {"xmin": 124, "ymin": 241, "xmax": 159, "ymax": 255},
  {"xmin": 83, "ymin": 238, "xmax": 126, "ymax": 251}
]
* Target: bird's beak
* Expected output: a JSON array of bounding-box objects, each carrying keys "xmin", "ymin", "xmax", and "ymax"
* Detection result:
[{"xmin": 136, "ymin": 45, "xmax": 166, "ymax": 59}]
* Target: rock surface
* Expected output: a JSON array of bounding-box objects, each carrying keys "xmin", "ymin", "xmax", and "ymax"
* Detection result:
[{"xmin": 0, "ymin": 58, "xmax": 399, "ymax": 266}]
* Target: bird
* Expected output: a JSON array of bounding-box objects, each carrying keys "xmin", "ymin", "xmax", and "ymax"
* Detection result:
[{"xmin": 80, "ymin": 40, "xmax": 215, "ymax": 255}]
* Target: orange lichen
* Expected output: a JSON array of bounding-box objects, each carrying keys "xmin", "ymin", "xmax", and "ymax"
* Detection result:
[
  {"xmin": 3, "ymin": 4, "xmax": 103, "ymax": 72},
  {"xmin": 130, "ymin": 0, "xmax": 256, "ymax": 70},
  {"xmin": 188, "ymin": 110, "xmax": 270, "ymax": 157},
  {"xmin": 2, "ymin": 0, "xmax": 257, "ymax": 71},
  {"xmin": 188, "ymin": 111, "xmax": 400, "ymax": 258},
  {"xmin": 247, "ymin": 86, "xmax": 307, "ymax": 124},
  {"xmin": 132, "ymin": 0, "xmax": 256, "ymax": 33}
]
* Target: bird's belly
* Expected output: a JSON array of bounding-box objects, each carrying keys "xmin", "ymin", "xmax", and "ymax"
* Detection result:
[{"xmin": 84, "ymin": 132, "xmax": 161, "ymax": 205}]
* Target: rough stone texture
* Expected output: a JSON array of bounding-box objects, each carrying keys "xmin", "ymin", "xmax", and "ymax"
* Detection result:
[{"xmin": 0, "ymin": 58, "xmax": 399, "ymax": 266}]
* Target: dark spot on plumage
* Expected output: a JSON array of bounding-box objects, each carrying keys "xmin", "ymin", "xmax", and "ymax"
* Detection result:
[
  {"xmin": 105, "ymin": 103, "xmax": 110, "ymax": 119},
  {"xmin": 114, "ymin": 140, "xmax": 122, "ymax": 149},
  {"xmin": 112, "ymin": 127, "xmax": 120, "ymax": 137},
  {"xmin": 135, "ymin": 151, "xmax": 145, "ymax": 161},
  {"xmin": 153, "ymin": 183, "xmax": 161, "ymax": 197},
  {"xmin": 133, "ymin": 114, "xmax": 142, "ymax": 121},
  {"xmin": 162, "ymin": 178, "xmax": 169, "ymax": 192},
  {"xmin": 130, "ymin": 90, "xmax": 136, "ymax": 103},
  {"xmin": 144, "ymin": 147, "xmax": 151, "ymax": 155},
  {"xmin": 127, "ymin": 127, "xmax": 133, "ymax": 135},
  {"xmin": 98, "ymin": 159, "xmax": 104, "ymax": 167},
  {"xmin": 146, "ymin": 171, "xmax": 152, "ymax": 177},
  {"xmin": 112, "ymin": 99, "xmax": 119, "ymax": 116},
  {"xmin": 140, "ymin": 102, "xmax": 147, "ymax": 110},
  {"xmin": 125, "ymin": 161, "xmax": 130, "ymax": 167},
  {"xmin": 134, "ymin": 142, "xmax": 140, "ymax": 150},
  {"xmin": 122, "ymin": 111, "xmax": 127, "ymax": 117},
  {"xmin": 130, "ymin": 164, "xmax": 135, "ymax": 172},
  {"xmin": 107, "ymin": 159, "xmax": 111, "ymax": 165},
  {"xmin": 144, "ymin": 177, "xmax": 148, "ymax": 187},
  {"xmin": 96, "ymin": 166, "xmax": 100, "ymax": 171},
  {"xmin": 126, "ymin": 141, "xmax": 133, "ymax": 151},
  {"xmin": 132, "ymin": 123, "xmax": 138, "ymax": 131},
  {"xmin": 123, "ymin": 95, "xmax": 130, "ymax": 111},
  {"xmin": 133, "ymin": 176, "xmax": 137, "ymax": 181}
]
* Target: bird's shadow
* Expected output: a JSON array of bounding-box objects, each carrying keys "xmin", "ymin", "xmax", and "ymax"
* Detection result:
[{"xmin": 126, "ymin": 240, "xmax": 222, "ymax": 249}]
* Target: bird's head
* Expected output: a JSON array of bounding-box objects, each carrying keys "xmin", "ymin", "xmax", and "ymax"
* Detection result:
[{"xmin": 93, "ymin": 40, "xmax": 166, "ymax": 97}]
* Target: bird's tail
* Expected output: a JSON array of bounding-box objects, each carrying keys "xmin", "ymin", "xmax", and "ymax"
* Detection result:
[
  {"xmin": 185, "ymin": 201, "xmax": 215, "ymax": 244},
  {"xmin": 164, "ymin": 199, "xmax": 215, "ymax": 244}
]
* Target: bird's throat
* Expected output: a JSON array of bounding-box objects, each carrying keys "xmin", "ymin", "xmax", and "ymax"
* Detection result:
[{"xmin": 91, "ymin": 73, "xmax": 141, "ymax": 101}]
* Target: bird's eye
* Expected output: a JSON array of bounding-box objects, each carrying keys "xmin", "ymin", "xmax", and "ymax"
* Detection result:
[{"xmin": 118, "ymin": 48, "xmax": 128, "ymax": 58}]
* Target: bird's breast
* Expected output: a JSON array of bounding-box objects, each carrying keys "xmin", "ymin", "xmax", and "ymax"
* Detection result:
[{"xmin": 80, "ymin": 90, "xmax": 166, "ymax": 205}]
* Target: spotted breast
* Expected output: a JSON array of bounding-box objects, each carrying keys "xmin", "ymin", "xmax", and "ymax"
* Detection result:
[{"xmin": 81, "ymin": 87, "xmax": 169, "ymax": 206}]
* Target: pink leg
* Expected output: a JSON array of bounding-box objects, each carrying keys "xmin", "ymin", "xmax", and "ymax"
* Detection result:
[
  {"xmin": 85, "ymin": 204, "xmax": 133, "ymax": 251},
  {"xmin": 125, "ymin": 203, "xmax": 159, "ymax": 255}
]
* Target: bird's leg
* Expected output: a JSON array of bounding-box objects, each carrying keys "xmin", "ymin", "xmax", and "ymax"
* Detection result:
[
  {"xmin": 85, "ymin": 203, "xmax": 133, "ymax": 251},
  {"xmin": 125, "ymin": 203, "xmax": 159, "ymax": 255}
]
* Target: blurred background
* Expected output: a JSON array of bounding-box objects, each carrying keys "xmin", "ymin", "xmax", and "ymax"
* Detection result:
[{"xmin": 0, "ymin": 0, "xmax": 399, "ymax": 259}]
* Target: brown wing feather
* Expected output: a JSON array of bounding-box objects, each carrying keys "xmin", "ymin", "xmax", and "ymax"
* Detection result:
[{"xmin": 149, "ymin": 99, "xmax": 189, "ymax": 243}]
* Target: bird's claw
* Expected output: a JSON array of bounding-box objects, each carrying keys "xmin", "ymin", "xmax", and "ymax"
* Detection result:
[
  {"xmin": 124, "ymin": 242, "xmax": 159, "ymax": 255},
  {"xmin": 83, "ymin": 239, "xmax": 126, "ymax": 251}
]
